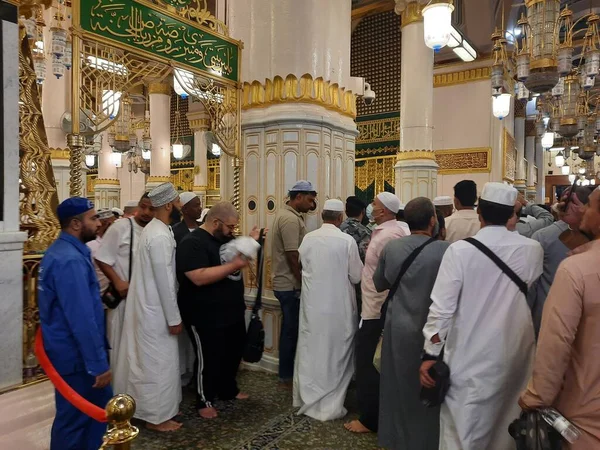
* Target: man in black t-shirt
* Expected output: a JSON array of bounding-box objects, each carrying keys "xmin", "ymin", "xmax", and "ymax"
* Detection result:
[{"xmin": 176, "ymin": 201, "xmax": 258, "ymax": 420}]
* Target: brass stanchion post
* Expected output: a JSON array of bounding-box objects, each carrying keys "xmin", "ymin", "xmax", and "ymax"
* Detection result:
[{"xmin": 101, "ymin": 394, "xmax": 139, "ymax": 450}]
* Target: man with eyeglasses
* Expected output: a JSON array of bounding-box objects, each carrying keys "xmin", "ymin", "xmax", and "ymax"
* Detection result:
[{"xmin": 176, "ymin": 201, "xmax": 261, "ymax": 420}]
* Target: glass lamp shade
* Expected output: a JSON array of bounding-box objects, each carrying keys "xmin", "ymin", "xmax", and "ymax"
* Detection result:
[
  {"xmin": 211, "ymin": 143, "xmax": 221, "ymax": 157},
  {"xmin": 52, "ymin": 55, "xmax": 65, "ymax": 79},
  {"xmin": 591, "ymin": 178, "xmax": 596, "ymax": 186},
  {"xmin": 142, "ymin": 150, "xmax": 151, "ymax": 160},
  {"xmin": 422, "ymin": 2, "xmax": 454, "ymax": 51},
  {"xmin": 21, "ymin": 17, "xmax": 36, "ymax": 38},
  {"xmin": 63, "ymin": 39, "xmax": 72, "ymax": 69},
  {"xmin": 584, "ymin": 49, "xmax": 600, "ymax": 77},
  {"xmin": 173, "ymin": 75, "xmax": 188, "ymax": 99},
  {"xmin": 50, "ymin": 26, "xmax": 67, "ymax": 58},
  {"xmin": 33, "ymin": 55, "xmax": 46, "ymax": 85},
  {"xmin": 568, "ymin": 174, "xmax": 576, "ymax": 184},
  {"xmin": 579, "ymin": 166, "xmax": 586, "ymax": 175},
  {"xmin": 557, "ymin": 47, "xmax": 574, "ymax": 76},
  {"xmin": 172, "ymin": 142, "xmax": 184, "ymax": 159},
  {"xmin": 142, "ymin": 136, "xmax": 152, "ymax": 151},
  {"xmin": 582, "ymin": 178, "xmax": 590, "ymax": 186},
  {"xmin": 516, "ymin": 53, "xmax": 530, "ymax": 81},
  {"xmin": 492, "ymin": 94, "xmax": 512, "ymax": 120},
  {"xmin": 536, "ymin": 121, "xmax": 546, "ymax": 137},
  {"xmin": 541, "ymin": 132, "xmax": 554, "ymax": 149},
  {"xmin": 110, "ymin": 152, "xmax": 122, "ymax": 168},
  {"xmin": 555, "ymin": 151, "xmax": 565, "ymax": 168},
  {"xmin": 561, "ymin": 164, "xmax": 570, "ymax": 175},
  {"xmin": 85, "ymin": 154, "xmax": 95, "ymax": 167}
]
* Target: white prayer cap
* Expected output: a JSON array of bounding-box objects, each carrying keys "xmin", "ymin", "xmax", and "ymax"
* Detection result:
[
  {"xmin": 180, "ymin": 192, "xmax": 198, "ymax": 207},
  {"xmin": 111, "ymin": 207, "xmax": 124, "ymax": 217},
  {"xmin": 97, "ymin": 209, "xmax": 114, "ymax": 220},
  {"xmin": 377, "ymin": 192, "xmax": 401, "ymax": 214},
  {"xmin": 124, "ymin": 200, "xmax": 138, "ymax": 208},
  {"xmin": 398, "ymin": 203, "xmax": 406, "ymax": 211},
  {"xmin": 148, "ymin": 182, "xmax": 179, "ymax": 207},
  {"xmin": 480, "ymin": 182, "xmax": 517, "ymax": 207},
  {"xmin": 323, "ymin": 199, "xmax": 344, "ymax": 212},
  {"xmin": 433, "ymin": 196, "xmax": 453, "ymax": 206}
]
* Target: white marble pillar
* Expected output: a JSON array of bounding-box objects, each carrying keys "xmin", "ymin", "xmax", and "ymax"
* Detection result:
[
  {"xmin": 535, "ymin": 139, "xmax": 544, "ymax": 203},
  {"xmin": 514, "ymin": 100, "xmax": 527, "ymax": 193},
  {"xmin": 394, "ymin": 2, "xmax": 438, "ymax": 203},
  {"xmin": 229, "ymin": 0, "xmax": 359, "ymax": 373},
  {"xmin": 0, "ymin": 5, "xmax": 28, "ymax": 390},
  {"xmin": 525, "ymin": 135, "xmax": 537, "ymax": 202},
  {"xmin": 187, "ymin": 110, "xmax": 210, "ymax": 204},
  {"xmin": 94, "ymin": 131, "xmax": 121, "ymax": 208},
  {"xmin": 146, "ymin": 82, "xmax": 172, "ymax": 190}
]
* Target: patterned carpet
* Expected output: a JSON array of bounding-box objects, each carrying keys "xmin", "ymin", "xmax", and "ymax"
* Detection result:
[{"xmin": 133, "ymin": 370, "xmax": 380, "ymax": 450}]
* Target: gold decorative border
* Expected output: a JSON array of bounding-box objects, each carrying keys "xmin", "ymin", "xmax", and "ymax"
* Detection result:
[
  {"xmin": 433, "ymin": 67, "xmax": 491, "ymax": 88},
  {"xmin": 188, "ymin": 118, "xmax": 211, "ymax": 131},
  {"xmin": 401, "ymin": 2, "xmax": 424, "ymax": 28},
  {"xmin": 147, "ymin": 175, "xmax": 172, "ymax": 183},
  {"xmin": 436, "ymin": 148, "xmax": 492, "ymax": 175},
  {"xmin": 95, "ymin": 178, "xmax": 121, "ymax": 186},
  {"xmin": 396, "ymin": 150, "xmax": 436, "ymax": 161},
  {"xmin": 503, "ymin": 128, "xmax": 516, "ymax": 183},
  {"xmin": 352, "ymin": 0, "xmax": 395, "ymax": 20},
  {"xmin": 50, "ymin": 148, "xmax": 70, "ymax": 159},
  {"xmin": 171, "ymin": 160, "xmax": 194, "ymax": 168},
  {"xmin": 356, "ymin": 117, "xmax": 400, "ymax": 145},
  {"xmin": 148, "ymin": 82, "xmax": 172, "ymax": 95},
  {"xmin": 241, "ymin": 74, "xmax": 357, "ymax": 119},
  {"xmin": 355, "ymin": 146, "xmax": 398, "ymax": 158}
]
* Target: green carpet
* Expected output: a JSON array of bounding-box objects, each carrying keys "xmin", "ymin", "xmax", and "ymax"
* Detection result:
[{"xmin": 133, "ymin": 370, "xmax": 380, "ymax": 450}]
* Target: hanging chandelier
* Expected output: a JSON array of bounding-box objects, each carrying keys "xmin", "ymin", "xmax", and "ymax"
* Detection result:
[
  {"xmin": 108, "ymin": 96, "xmax": 133, "ymax": 153},
  {"xmin": 491, "ymin": 2, "xmax": 600, "ymax": 103},
  {"xmin": 422, "ymin": 0, "xmax": 455, "ymax": 51}
]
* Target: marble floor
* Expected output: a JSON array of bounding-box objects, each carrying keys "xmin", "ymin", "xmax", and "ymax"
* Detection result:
[{"xmin": 0, "ymin": 371, "xmax": 380, "ymax": 450}]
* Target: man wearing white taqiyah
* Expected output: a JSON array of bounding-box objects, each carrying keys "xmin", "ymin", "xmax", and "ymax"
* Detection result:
[
  {"xmin": 113, "ymin": 183, "xmax": 184, "ymax": 433},
  {"xmin": 294, "ymin": 199, "xmax": 363, "ymax": 421},
  {"xmin": 419, "ymin": 182, "xmax": 543, "ymax": 450},
  {"xmin": 433, "ymin": 196, "xmax": 454, "ymax": 219}
]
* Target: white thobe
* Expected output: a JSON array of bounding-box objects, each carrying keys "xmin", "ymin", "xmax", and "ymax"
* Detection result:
[
  {"xmin": 293, "ymin": 224, "xmax": 363, "ymax": 421},
  {"xmin": 422, "ymin": 226, "xmax": 543, "ymax": 450},
  {"xmin": 113, "ymin": 218, "xmax": 182, "ymax": 425},
  {"xmin": 95, "ymin": 217, "xmax": 143, "ymax": 366},
  {"xmin": 87, "ymin": 236, "xmax": 109, "ymax": 295}
]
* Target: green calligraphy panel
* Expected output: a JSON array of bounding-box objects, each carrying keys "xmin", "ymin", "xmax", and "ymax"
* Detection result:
[{"xmin": 80, "ymin": 0, "xmax": 239, "ymax": 82}]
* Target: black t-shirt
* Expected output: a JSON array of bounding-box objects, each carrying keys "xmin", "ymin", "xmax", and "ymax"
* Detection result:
[
  {"xmin": 176, "ymin": 228, "xmax": 245, "ymax": 329},
  {"xmin": 172, "ymin": 221, "xmax": 192, "ymax": 246}
]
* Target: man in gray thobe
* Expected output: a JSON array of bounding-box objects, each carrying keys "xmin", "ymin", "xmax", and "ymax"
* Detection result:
[
  {"xmin": 528, "ymin": 186, "xmax": 594, "ymax": 337},
  {"xmin": 373, "ymin": 197, "xmax": 450, "ymax": 450}
]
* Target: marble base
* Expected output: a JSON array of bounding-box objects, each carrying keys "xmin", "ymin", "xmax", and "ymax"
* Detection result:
[
  {"xmin": 0, "ymin": 231, "xmax": 27, "ymax": 390},
  {"xmin": 94, "ymin": 185, "xmax": 121, "ymax": 209},
  {"xmin": 394, "ymin": 158, "xmax": 439, "ymax": 204}
]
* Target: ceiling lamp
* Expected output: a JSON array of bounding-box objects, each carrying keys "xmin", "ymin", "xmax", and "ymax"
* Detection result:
[
  {"xmin": 422, "ymin": 1, "xmax": 454, "ymax": 52},
  {"xmin": 541, "ymin": 132, "xmax": 554, "ymax": 149},
  {"xmin": 561, "ymin": 163, "xmax": 570, "ymax": 175},
  {"xmin": 492, "ymin": 93, "xmax": 511, "ymax": 120},
  {"xmin": 172, "ymin": 94, "xmax": 184, "ymax": 159},
  {"xmin": 85, "ymin": 154, "xmax": 96, "ymax": 167},
  {"xmin": 568, "ymin": 174, "xmax": 576, "ymax": 184},
  {"xmin": 173, "ymin": 72, "xmax": 188, "ymax": 99},
  {"xmin": 172, "ymin": 141, "xmax": 184, "ymax": 159},
  {"xmin": 110, "ymin": 151, "xmax": 122, "ymax": 168},
  {"xmin": 555, "ymin": 150, "xmax": 565, "ymax": 168}
]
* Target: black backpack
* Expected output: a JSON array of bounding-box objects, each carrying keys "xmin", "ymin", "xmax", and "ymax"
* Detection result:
[{"xmin": 243, "ymin": 229, "xmax": 266, "ymax": 363}]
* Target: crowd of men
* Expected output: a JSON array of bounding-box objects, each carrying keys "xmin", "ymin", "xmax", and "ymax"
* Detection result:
[{"xmin": 38, "ymin": 176, "xmax": 600, "ymax": 450}]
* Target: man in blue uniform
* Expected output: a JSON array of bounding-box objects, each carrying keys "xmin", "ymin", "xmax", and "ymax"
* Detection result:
[{"xmin": 38, "ymin": 197, "xmax": 113, "ymax": 450}]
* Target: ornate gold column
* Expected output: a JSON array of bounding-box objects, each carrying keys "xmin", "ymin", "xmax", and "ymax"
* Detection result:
[
  {"xmin": 525, "ymin": 119, "xmax": 537, "ymax": 201},
  {"xmin": 146, "ymin": 82, "xmax": 172, "ymax": 191},
  {"xmin": 187, "ymin": 110, "xmax": 211, "ymax": 204},
  {"xmin": 514, "ymin": 99, "xmax": 527, "ymax": 193},
  {"xmin": 394, "ymin": 1, "xmax": 438, "ymax": 203}
]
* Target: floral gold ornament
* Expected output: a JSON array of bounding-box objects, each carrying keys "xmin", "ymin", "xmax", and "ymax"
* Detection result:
[
  {"xmin": 435, "ymin": 148, "xmax": 491, "ymax": 175},
  {"xmin": 241, "ymin": 74, "xmax": 357, "ymax": 119},
  {"xmin": 503, "ymin": 129, "xmax": 517, "ymax": 182},
  {"xmin": 433, "ymin": 67, "xmax": 490, "ymax": 87}
]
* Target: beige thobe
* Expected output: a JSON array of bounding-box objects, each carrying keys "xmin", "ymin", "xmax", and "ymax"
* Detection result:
[{"xmin": 520, "ymin": 239, "xmax": 600, "ymax": 449}]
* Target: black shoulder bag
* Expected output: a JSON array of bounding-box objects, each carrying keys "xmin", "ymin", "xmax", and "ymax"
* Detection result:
[
  {"xmin": 420, "ymin": 237, "xmax": 529, "ymax": 408},
  {"xmin": 102, "ymin": 218, "xmax": 134, "ymax": 309},
  {"xmin": 243, "ymin": 229, "xmax": 266, "ymax": 363},
  {"xmin": 374, "ymin": 237, "xmax": 436, "ymax": 373}
]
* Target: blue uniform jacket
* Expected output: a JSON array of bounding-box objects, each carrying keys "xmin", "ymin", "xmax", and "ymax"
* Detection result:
[{"xmin": 38, "ymin": 232, "xmax": 110, "ymax": 377}]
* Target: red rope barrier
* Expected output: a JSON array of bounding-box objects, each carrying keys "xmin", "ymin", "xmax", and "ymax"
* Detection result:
[{"xmin": 35, "ymin": 328, "xmax": 108, "ymax": 423}]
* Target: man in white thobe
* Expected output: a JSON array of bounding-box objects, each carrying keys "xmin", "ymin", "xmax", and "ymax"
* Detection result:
[
  {"xmin": 114, "ymin": 183, "xmax": 184, "ymax": 432},
  {"xmin": 420, "ymin": 182, "xmax": 543, "ymax": 450},
  {"xmin": 96, "ymin": 193, "xmax": 155, "ymax": 366},
  {"xmin": 294, "ymin": 199, "xmax": 363, "ymax": 421}
]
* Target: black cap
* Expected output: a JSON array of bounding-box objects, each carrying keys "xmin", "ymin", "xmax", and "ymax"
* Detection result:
[{"xmin": 346, "ymin": 196, "xmax": 366, "ymax": 210}]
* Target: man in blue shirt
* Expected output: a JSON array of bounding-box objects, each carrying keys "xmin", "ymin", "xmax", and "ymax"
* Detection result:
[{"xmin": 38, "ymin": 197, "xmax": 113, "ymax": 450}]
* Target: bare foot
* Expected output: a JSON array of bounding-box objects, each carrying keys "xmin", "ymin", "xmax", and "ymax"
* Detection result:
[
  {"xmin": 198, "ymin": 406, "xmax": 218, "ymax": 419},
  {"xmin": 344, "ymin": 420, "xmax": 372, "ymax": 433},
  {"xmin": 146, "ymin": 420, "xmax": 182, "ymax": 432},
  {"xmin": 236, "ymin": 392, "xmax": 249, "ymax": 400}
]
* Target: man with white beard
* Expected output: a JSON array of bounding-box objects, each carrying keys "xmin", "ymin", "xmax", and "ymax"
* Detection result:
[
  {"xmin": 113, "ymin": 183, "xmax": 184, "ymax": 432},
  {"xmin": 420, "ymin": 182, "xmax": 543, "ymax": 450},
  {"xmin": 294, "ymin": 199, "xmax": 363, "ymax": 421}
]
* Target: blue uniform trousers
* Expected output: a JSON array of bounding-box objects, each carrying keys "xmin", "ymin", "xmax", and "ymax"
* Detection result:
[{"xmin": 50, "ymin": 372, "xmax": 113, "ymax": 450}]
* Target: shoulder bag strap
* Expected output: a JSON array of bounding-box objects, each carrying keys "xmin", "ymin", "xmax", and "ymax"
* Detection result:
[
  {"xmin": 464, "ymin": 238, "xmax": 527, "ymax": 296},
  {"xmin": 380, "ymin": 236, "xmax": 436, "ymax": 330},
  {"xmin": 387, "ymin": 237, "xmax": 436, "ymax": 300},
  {"xmin": 128, "ymin": 218, "xmax": 134, "ymax": 281},
  {"xmin": 252, "ymin": 229, "xmax": 266, "ymax": 315}
]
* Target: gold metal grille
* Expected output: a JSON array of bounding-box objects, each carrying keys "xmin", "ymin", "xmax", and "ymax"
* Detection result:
[{"xmin": 355, "ymin": 156, "xmax": 396, "ymax": 194}]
